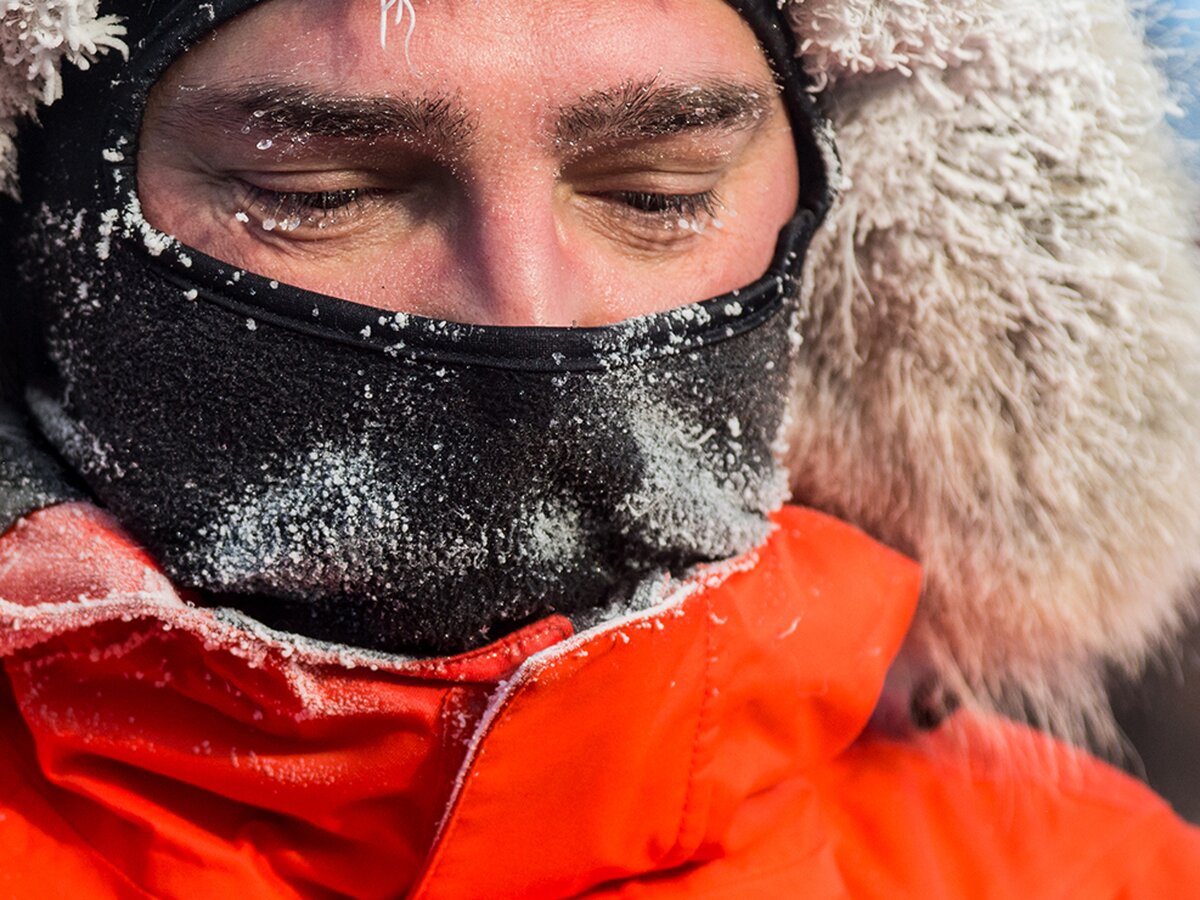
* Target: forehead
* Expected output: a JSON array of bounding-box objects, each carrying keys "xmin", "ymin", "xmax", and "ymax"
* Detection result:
[{"xmin": 164, "ymin": 0, "xmax": 774, "ymax": 101}]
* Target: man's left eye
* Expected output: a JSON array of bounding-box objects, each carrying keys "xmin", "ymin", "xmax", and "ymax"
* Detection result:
[{"xmin": 604, "ymin": 190, "xmax": 721, "ymax": 220}]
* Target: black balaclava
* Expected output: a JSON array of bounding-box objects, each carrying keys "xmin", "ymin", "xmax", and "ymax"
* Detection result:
[{"xmin": 7, "ymin": 0, "xmax": 833, "ymax": 656}]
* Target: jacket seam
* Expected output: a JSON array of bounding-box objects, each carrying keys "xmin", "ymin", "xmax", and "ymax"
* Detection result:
[{"xmin": 408, "ymin": 667, "xmax": 530, "ymax": 895}]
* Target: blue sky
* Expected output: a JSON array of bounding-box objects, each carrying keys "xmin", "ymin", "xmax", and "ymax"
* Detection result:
[{"xmin": 1150, "ymin": 0, "xmax": 1200, "ymax": 139}]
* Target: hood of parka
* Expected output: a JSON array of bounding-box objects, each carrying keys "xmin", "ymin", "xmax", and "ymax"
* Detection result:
[{"xmin": 2, "ymin": 0, "xmax": 1200, "ymax": 741}]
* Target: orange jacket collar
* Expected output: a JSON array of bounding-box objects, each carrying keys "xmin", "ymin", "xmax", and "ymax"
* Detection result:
[{"xmin": 0, "ymin": 503, "xmax": 921, "ymax": 897}]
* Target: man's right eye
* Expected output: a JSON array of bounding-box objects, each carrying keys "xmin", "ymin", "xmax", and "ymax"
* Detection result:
[{"xmin": 236, "ymin": 184, "xmax": 384, "ymax": 234}]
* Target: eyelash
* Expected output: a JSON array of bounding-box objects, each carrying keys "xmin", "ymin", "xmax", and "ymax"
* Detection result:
[
  {"xmin": 603, "ymin": 190, "xmax": 720, "ymax": 221},
  {"xmin": 239, "ymin": 185, "xmax": 380, "ymax": 232}
]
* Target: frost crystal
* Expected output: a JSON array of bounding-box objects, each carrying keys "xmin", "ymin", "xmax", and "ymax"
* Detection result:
[
  {"xmin": 0, "ymin": 0, "xmax": 128, "ymax": 197},
  {"xmin": 379, "ymin": 0, "xmax": 416, "ymax": 63}
]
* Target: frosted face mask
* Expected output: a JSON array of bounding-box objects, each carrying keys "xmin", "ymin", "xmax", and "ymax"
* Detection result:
[{"xmin": 8, "ymin": 0, "xmax": 832, "ymax": 655}]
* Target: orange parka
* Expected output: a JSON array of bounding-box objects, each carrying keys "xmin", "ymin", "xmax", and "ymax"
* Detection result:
[{"xmin": 0, "ymin": 502, "xmax": 1198, "ymax": 899}]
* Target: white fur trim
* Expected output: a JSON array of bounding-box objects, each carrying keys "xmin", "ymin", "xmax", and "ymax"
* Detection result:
[
  {"xmin": 786, "ymin": 0, "xmax": 1200, "ymax": 739},
  {"xmin": 788, "ymin": 0, "xmax": 999, "ymax": 83},
  {"xmin": 0, "ymin": 0, "xmax": 126, "ymax": 196}
]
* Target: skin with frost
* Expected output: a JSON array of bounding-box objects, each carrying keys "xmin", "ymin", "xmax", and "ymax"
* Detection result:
[{"xmin": 136, "ymin": 0, "xmax": 799, "ymax": 325}]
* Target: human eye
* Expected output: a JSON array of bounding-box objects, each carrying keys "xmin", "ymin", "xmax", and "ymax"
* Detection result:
[
  {"xmin": 603, "ymin": 189, "xmax": 721, "ymax": 222},
  {"xmin": 236, "ymin": 183, "xmax": 386, "ymax": 236},
  {"xmin": 579, "ymin": 186, "xmax": 726, "ymax": 252}
]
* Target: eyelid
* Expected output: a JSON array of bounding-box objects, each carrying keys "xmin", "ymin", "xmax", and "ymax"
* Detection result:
[
  {"xmin": 559, "ymin": 141, "xmax": 740, "ymax": 209},
  {"xmin": 557, "ymin": 125, "xmax": 759, "ymax": 171},
  {"xmin": 234, "ymin": 181, "xmax": 387, "ymax": 237},
  {"xmin": 575, "ymin": 188, "xmax": 727, "ymax": 258},
  {"xmin": 246, "ymin": 185, "xmax": 376, "ymax": 210},
  {"xmin": 230, "ymin": 168, "xmax": 393, "ymax": 193},
  {"xmin": 599, "ymin": 190, "xmax": 722, "ymax": 220}
]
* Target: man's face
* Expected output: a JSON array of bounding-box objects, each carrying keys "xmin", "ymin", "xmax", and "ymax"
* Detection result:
[{"xmin": 138, "ymin": 0, "xmax": 800, "ymax": 326}]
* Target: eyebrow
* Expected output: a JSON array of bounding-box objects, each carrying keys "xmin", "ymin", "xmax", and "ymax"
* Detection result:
[
  {"xmin": 158, "ymin": 82, "xmax": 475, "ymax": 148},
  {"xmin": 554, "ymin": 78, "xmax": 777, "ymax": 148},
  {"xmin": 154, "ymin": 77, "xmax": 776, "ymax": 154}
]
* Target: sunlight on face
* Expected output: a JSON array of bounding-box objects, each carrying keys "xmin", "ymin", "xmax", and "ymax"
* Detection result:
[{"xmin": 138, "ymin": 0, "xmax": 800, "ymax": 326}]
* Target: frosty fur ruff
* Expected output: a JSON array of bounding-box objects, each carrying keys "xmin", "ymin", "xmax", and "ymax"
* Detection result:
[
  {"xmin": 0, "ymin": 0, "xmax": 125, "ymax": 197},
  {"xmin": 2, "ymin": 0, "xmax": 1200, "ymax": 742}
]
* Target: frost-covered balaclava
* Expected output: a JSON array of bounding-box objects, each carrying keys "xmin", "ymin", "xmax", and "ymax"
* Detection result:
[{"xmin": 7, "ymin": 0, "xmax": 831, "ymax": 655}]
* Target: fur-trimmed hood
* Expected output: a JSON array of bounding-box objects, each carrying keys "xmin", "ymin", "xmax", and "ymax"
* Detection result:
[{"xmin": 2, "ymin": 0, "xmax": 1199, "ymax": 738}]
